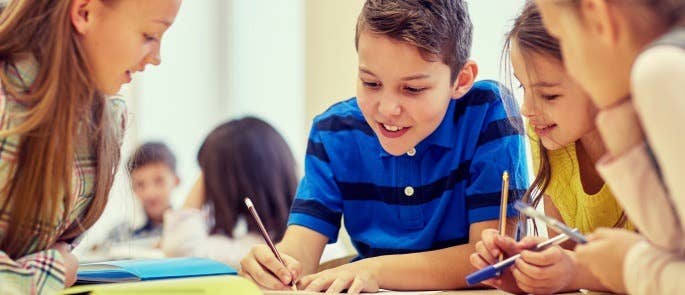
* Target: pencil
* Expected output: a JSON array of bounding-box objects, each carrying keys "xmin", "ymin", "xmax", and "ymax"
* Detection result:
[
  {"xmin": 498, "ymin": 171, "xmax": 510, "ymax": 262},
  {"xmin": 244, "ymin": 197, "xmax": 297, "ymax": 291}
]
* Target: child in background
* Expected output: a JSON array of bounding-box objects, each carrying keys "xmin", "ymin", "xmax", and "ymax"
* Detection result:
[
  {"xmin": 240, "ymin": 0, "xmax": 529, "ymax": 292},
  {"xmin": 105, "ymin": 142, "xmax": 179, "ymax": 245},
  {"xmin": 535, "ymin": 0, "xmax": 685, "ymax": 293},
  {"xmin": 471, "ymin": 2, "xmax": 631, "ymax": 293},
  {"xmin": 0, "ymin": 0, "xmax": 180, "ymax": 293},
  {"xmin": 162, "ymin": 117, "xmax": 296, "ymax": 269}
]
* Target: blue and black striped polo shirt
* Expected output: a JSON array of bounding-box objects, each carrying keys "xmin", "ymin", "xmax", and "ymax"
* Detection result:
[{"xmin": 288, "ymin": 80, "xmax": 528, "ymax": 260}]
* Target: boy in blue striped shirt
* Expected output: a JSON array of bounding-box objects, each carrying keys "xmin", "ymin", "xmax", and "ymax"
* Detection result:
[{"xmin": 240, "ymin": 0, "xmax": 528, "ymax": 292}]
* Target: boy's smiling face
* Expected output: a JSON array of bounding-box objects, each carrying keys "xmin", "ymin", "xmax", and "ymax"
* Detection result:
[{"xmin": 356, "ymin": 30, "xmax": 463, "ymax": 156}]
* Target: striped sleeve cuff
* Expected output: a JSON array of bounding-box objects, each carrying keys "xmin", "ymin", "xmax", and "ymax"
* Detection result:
[
  {"xmin": 288, "ymin": 212, "xmax": 341, "ymax": 244},
  {"xmin": 0, "ymin": 248, "xmax": 67, "ymax": 294}
]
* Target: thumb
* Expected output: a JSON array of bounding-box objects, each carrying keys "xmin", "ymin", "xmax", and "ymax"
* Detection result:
[
  {"xmin": 282, "ymin": 255, "xmax": 302, "ymax": 280},
  {"xmin": 587, "ymin": 227, "xmax": 613, "ymax": 242}
]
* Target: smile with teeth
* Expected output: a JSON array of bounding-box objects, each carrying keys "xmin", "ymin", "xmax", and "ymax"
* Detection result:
[
  {"xmin": 534, "ymin": 123, "xmax": 556, "ymax": 131},
  {"xmin": 382, "ymin": 123, "xmax": 406, "ymax": 132}
]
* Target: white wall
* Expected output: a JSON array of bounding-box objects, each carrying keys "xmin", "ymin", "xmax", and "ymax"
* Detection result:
[{"xmin": 77, "ymin": 0, "xmax": 306, "ymax": 253}]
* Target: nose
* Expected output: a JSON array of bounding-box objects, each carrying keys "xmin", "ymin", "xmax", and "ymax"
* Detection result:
[
  {"xmin": 145, "ymin": 44, "xmax": 162, "ymax": 68},
  {"xmin": 148, "ymin": 49, "xmax": 161, "ymax": 66},
  {"xmin": 520, "ymin": 94, "xmax": 537, "ymax": 119},
  {"xmin": 150, "ymin": 50, "xmax": 161, "ymax": 66},
  {"xmin": 136, "ymin": 50, "xmax": 160, "ymax": 74},
  {"xmin": 377, "ymin": 93, "xmax": 402, "ymax": 117}
]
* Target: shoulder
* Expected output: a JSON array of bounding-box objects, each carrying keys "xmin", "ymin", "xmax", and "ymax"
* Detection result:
[
  {"xmin": 310, "ymin": 97, "xmax": 372, "ymax": 138},
  {"xmin": 313, "ymin": 97, "xmax": 364, "ymax": 125},
  {"xmin": 632, "ymin": 45, "xmax": 685, "ymax": 106},
  {"xmin": 461, "ymin": 80, "xmax": 509, "ymax": 106}
]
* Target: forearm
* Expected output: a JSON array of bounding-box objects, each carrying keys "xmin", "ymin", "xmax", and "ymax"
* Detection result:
[
  {"xmin": 353, "ymin": 243, "xmax": 478, "ymax": 290},
  {"xmin": 182, "ymin": 175, "xmax": 205, "ymax": 209},
  {"xmin": 162, "ymin": 209, "xmax": 208, "ymax": 257},
  {"xmin": 565, "ymin": 250, "xmax": 612, "ymax": 292},
  {"xmin": 625, "ymin": 241, "xmax": 685, "ymax": 295},
  {"xmin": 276, "ymin": 225, "xmax": 327, "ymax": 276}
]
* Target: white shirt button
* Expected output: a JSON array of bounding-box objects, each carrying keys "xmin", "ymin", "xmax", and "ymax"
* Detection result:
[
  {"xmin": 404, "ymin": 186, "xmax": 415, "ymax": 197},
  {"xmin": 407, "ymin": 148, "xmax": 416, "ymax": 157}
]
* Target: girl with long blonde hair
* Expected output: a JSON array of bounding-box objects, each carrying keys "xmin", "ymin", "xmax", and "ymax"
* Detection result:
[{"xmin": 0, "ymin": 0, "xmax": 180, "ymax": 293}]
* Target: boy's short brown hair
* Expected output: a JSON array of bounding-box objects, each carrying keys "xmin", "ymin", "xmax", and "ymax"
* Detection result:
[
  {"xmin": 127, "ymin": 142, "xmax": 177, "ymax": 175},
  {"xmin": 355, "ymin": 0, "xmax": 473, "ymax": 82}
]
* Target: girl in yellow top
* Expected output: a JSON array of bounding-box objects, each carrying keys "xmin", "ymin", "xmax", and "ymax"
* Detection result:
[{"xmin": 470, "ymin": 2, "xmax": 631, "ymax": 294}]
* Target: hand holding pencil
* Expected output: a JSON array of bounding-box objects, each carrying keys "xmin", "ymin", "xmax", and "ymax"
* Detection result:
[{"xmin": 239, "ymin": 198, "xmax": 301, "ymax": 291}]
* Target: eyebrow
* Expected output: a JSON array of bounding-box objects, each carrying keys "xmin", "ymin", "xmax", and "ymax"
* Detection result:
[
  {"xmin": 513, "ymin": 74, "xmax": 560, "ymax": 88},
  {"xmin": 154, "ymin": 19, "xmax": 173, "ymax": 28},
  {"xmin": 359, "ymin": 67, "xmax": 431, "ymax": 81},
  {"xmin": 531, "ymin": 81, "xmax": 560, "ymax": 87}
]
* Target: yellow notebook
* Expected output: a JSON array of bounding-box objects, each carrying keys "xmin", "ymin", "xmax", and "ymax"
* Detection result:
[{"xmin": 61, "ymin": 275, "xmax": 261, "ymax": 295}]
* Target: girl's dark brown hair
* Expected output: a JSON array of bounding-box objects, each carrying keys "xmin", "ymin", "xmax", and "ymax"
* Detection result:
[
  {"xmin": 503, "ymin": 1, "xmax": 625, "ymax": 234},
  {"xmin": 197, "ymin": 117, "xmax": 296, "ymax": 241}
]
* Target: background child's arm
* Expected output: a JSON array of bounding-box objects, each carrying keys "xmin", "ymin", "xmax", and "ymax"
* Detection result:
[{"xmin": 182, "ymin": 175, "xmax": 205, "ymax": 209}]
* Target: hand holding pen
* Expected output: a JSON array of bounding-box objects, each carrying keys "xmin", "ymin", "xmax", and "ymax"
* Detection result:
[
  {"xmin": 469, "ymin": 202, "xmax": 589, "ymax": 293},
  {"xmin": 240, "ymin": 198, "xmax": 300, "ymax": 291}
]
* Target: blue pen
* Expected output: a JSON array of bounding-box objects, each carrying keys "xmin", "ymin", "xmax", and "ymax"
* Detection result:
[
  {"xmin": 466, "ymin": 233, "xmax": 571, "ymax": 285},
  {"xmin": 514, "ymin": 201, "xmax": 588, "ymax": 244}
]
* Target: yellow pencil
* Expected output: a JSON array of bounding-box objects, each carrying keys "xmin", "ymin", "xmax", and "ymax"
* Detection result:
[{"xmin": 498, "ymin": 171, "xmax": 510, "ymax": 262}]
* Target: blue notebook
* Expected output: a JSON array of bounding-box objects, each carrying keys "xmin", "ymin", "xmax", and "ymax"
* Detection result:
[{"xmin": 76, "ymin": 257, "xmax": 237, "ymax": 284}]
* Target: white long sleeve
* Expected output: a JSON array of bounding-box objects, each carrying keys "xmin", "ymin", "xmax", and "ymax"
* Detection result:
[{"xmin": 162, "ymin": 209, "xmax": 262, "ymax": 269}]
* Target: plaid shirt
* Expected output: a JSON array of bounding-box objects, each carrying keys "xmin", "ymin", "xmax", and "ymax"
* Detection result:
[{"xmin": 0, "ymin": 56, "xmax": 126, "ymax": 294}]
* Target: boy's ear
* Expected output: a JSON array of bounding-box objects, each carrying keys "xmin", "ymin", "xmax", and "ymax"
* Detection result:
[
  {"xmin": 70, "ymin": 0, "xmax": 95, "ymax": 35},
  {"xmin": 174, "ymin": 175, "xmax": 180, "ymax": 187},
  {"xmin": 451, "ymin": 61, "xmax": 479, "ymax": 99},
  {"xmin": 579, "ymin": 0, "xmax": 620, "ymax": 46}
]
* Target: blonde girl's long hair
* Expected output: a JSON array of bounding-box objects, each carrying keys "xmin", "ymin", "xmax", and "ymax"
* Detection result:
[{"xmin": 0, "ymin": 0, "xmax": 121, "ymax": 258}]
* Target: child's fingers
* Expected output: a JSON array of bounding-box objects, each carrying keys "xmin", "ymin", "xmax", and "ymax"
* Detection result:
[
  {"xmin": 297, "ymin": 274, "xmax": 316, "ymax": 289},
  {"xmin": 325, "ymin": 277, "xmax": 351, "ymax": 294},
  {"xmin": 480, "ymin": 229, "xmax": 502, "ymax": 257},
  {"xmin": 474, "ymin": 241, "xmax": 498, "ymax": 264},
  {"xmin": 241, "ymin": 256, "xmax": 288, "ymax": 290},
  {"xmin": 348, "ymin": 275, "xmax": 365, "ymax": 294},
  {"xmin": 511, "ymin": 263, "xmax": 546, "ymax": 290},
  {"xmin": 304, "ymin": 275, "xmax": 335, "ymax": 292},
  {"xmin": 493, "ymin": 235, "xmax": 521, "ymax": 256},
  {"xmin": 253, "ymin": 247, "xmax": 293, "ymax": 284},
  {"xmin": 469, "ymin": 252, "xmax": 490, "ymax": 269},
  {"xmin": 282, "ymin": 255, "xmax": 302, "ymax": 281},
  {"xmin": 520, "ymin": 246, "xmax": 563, "ymax": 267},
  {"xmin": 481, "ymin": 278, "xmax": 501, "ymax": 288},
  {"xmin": 516, "ymin": 236, "xmax": 545, "ymax": 249},
  {"xmin": 514, "ymin": 256, "xmax": 553, "ymax": 281}
]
